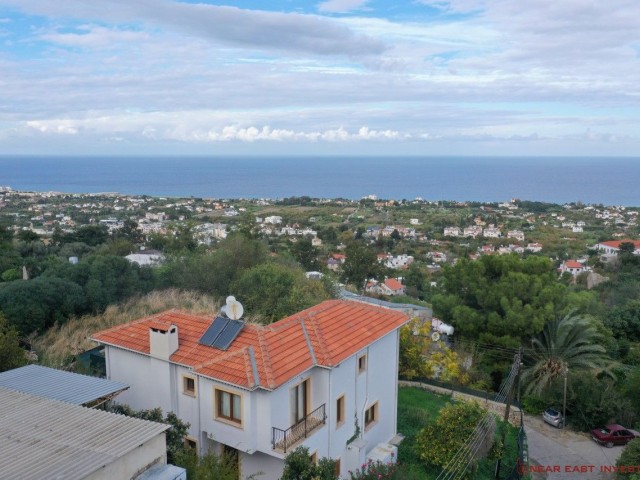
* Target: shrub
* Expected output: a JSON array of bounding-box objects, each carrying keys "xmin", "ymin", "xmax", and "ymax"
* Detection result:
[{"xmin": 347, "ymin": 458, "xmax": 398, "ymax": 480}]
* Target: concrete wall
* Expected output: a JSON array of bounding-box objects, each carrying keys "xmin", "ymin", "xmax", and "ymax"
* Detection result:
[
  {"xmin": 87, "ymin": 432, "xmax": 166, "ymax": 480},
  {"xmin": 241, "ymin": 451, "xmax": 285, "ymax": 480}
]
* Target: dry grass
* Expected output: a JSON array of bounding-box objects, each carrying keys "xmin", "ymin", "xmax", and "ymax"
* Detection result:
[{"xmin": 34, "ymin": 289, "xmax": 221, "ymax": 369}]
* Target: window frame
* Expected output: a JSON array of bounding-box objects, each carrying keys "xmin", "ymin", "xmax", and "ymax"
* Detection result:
[
  {"xmin": 364, "ymin": 401, "xmax": 378, "ymax": 430},
  {"xmin": 214, "ymin": 387, "xmax": 243, "ymax": 428},
  {"xmin": 358, "ymin": 354, "xmax": 367, "ymax": 374},
  {"xmin": 336, "ymin": 394, "xmax": 345, "ymax": 428},
  {"xmin": 291, "ymin": 377, "xmax": 311, "ymax": 426},
  {"xmin": 182, "ymin": 375, "xmax": 197, "ymax": 397}
]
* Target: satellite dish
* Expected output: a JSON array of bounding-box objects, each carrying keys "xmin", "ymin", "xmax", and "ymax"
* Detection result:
[
  {"xmin": 224, "ymin": 296, "xmax": 244, "ymax": 320},
  {"xmin": 431, "ymin": 332, "xmax": 441, "ymax": 342}
]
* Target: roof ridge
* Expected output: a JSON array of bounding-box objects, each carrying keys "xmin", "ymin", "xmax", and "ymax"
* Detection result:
[
  {"xmin": 257, "ymin": 329, "xmax": 275, "ymax": 388},
  {"xmin": 305, "ymin": 312, "xmax": 333, "ymax": 366}
]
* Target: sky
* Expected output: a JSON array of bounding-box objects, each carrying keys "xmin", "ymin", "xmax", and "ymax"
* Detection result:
[{"xmin": 1, "ymin": 0, "xmax": 640, "ymax": 156}]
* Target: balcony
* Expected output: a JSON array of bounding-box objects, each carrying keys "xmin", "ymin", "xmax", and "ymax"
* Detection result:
[{"xmin": 272, "ymin": 404, "xmax": 326, "ymax": 453}]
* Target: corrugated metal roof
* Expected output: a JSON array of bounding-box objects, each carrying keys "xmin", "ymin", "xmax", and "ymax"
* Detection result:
[
  {"xmin": 0, "ymin": 364, "xmax": 129, "ymax": 405},
  {"xmin": 0, "ymin": 387, "xmax": 169, "ymax": 480}
]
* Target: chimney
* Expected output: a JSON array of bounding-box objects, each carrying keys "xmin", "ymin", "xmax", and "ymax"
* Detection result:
[{"xmin": 149, "ymin": 323, "xmax": 179, "ymax": 360}]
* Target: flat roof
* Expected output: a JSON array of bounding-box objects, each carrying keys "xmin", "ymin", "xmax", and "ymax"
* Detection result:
[
  {"xmin": 339, "ymin": 289, "xmax": 432, "ymax": 315},
  {"xmin": 0, "ymin": 364, "xmax": 128, "ymax": 406},
  {"xmin": 0, "ymin": 387, "xmax": 169, "ymax": 480}
]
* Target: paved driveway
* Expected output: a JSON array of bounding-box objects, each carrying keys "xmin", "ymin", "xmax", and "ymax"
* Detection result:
[{"xmin": 524, "ymin": 414, "xmax": 627, "ymax": 480}]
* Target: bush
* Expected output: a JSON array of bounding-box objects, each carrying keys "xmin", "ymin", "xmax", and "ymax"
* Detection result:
[
  {"xmin": 416, "ymin": 400, "xmax": 487, "ymax": 473},
  {"xmin": 521, "ymin": 395, "xmax": 548, "ymax": 414},
  {"xmin": 348, "ymin": 458, "xmax": 398, "ymax": 480},
  {"xmin": 616, "ymin": 438, "xmax": 640, "ymax": 478}
]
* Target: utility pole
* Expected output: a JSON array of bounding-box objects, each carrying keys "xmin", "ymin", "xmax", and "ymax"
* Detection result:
[
  {"xmin": 495, "ymin": 348, "xmax": 522, "ymax": 479},
  {"xmin": 562, "ymin": 365, "xmax": 568, "ymax": 433}
]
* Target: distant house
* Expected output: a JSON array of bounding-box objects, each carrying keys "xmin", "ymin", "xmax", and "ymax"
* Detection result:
[
  {"xmin": 443, "ymin": 227, "xmax": 460, "ymax": 237},
  {"xmin": 366, "ymin": 278, "xmax": 406, "ymax": 296},
  {"xmin": 559, "ymin": 260, "xmax": 590, "ymax": 276},
  {"xmin": 507, "ymin": 230, "xmax": 525, "ymax": 242},
  {"xmin": 125, "ymin": 249, "xmax": 165, "ymax": 267},
  {"xmin": 526, "ymin": 243, "xmax": 543, "ymax": 253},
  {"xmin": 326, "ymin": 258, "xmax": 341, "ymax": 271},
  {"xmin": 594, "ymin": 240, "xmax": 640, "ymax": 255}
]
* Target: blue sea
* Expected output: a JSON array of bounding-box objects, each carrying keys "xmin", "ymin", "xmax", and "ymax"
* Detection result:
[{"xmin": 1, "ymin": 156, "xmax": 639, "ymax": 206}]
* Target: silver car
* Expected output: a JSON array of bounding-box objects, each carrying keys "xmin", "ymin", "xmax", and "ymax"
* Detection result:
[{"xmin": 543, "ymin": 408, "xmax": 564, "ymax": 428}]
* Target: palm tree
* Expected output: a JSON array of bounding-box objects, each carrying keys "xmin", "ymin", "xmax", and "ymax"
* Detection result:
[{"xmin": 521, "ymin": 312, "xmax": 613, "ymax": 396}]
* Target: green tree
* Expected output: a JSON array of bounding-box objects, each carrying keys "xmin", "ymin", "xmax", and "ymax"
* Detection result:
[
  {"xmin": 416, "ymin": 401, "xmax": 487, "ymax": 472},
  {"xmin": 161, "ymin": 234, "xmax": 267, "ymax": 297},
  {"xmin": 0, "ymin": 313, "xmax": 26, "ymax": 372},
  {"xmin": 521, "ymin": 312, "xmax": 612, "ymax": 396},
  {"xmin": 432, "ymin": 254, "xmax": 568, "ymax": 347},
  {"xmin": 291, "ymin": 237, "xmax": 320, "ymax": 271},
  {"xmin": 341, "ymin": 240, "xmax": 379, "ymax": 291},
  {"xmin": 232, "ymin": 263, "xmax": 332, "ymax": 323}
]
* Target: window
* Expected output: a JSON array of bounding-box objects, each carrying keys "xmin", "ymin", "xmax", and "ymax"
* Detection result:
[
  {"xmin": 291, "ymin": 378, "xmax": 310, "ymax": 425},
  {"xmin": 215, "ymin": 388, "xmax": 242, "ymax": 425},
  {"xmin": 336, "ymin": 394, "xmax": 345, "ymax": 428},
  {"xmin": 364, "ymin": 402, "xmax": 378, "ymax": 429},
  {"xmin": 183, "ymin": 375, "xmax": 196, "ymax": 396},
  {"xmin": 358, "ymin": 354, "xmax": 367, "ymax": 373},
  {"xmin": 333, "ymin": 459, "xmax": 341, "ymax": 477}
]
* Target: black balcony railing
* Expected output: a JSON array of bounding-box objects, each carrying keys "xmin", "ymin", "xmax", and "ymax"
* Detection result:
[{"xmin": 272, "ymin": 404, "xmax": 326, "ymax": 453}]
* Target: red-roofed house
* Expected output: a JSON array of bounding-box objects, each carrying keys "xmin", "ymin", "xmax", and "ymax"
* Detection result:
[
  {"xmin": 594, "ymin": 240, "xmax": 640, "ymax": 255},
  {"xmin": 365, "ymin": 278, "xmax": 406, "ymax": 296},
  {"xmin": 559, "ymin": 260, "xmax": 590, "ymax": 276},
  {"xmin": 92, "ymin": 299, "xmax": 409, "ymax": 480}
]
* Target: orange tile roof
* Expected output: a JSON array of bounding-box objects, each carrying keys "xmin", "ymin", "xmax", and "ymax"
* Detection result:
[
  {"xmin": 92, "ymin": 300, "xmax": 409, "ymax": 391},
  {"xmin": 564, "ymin": 260, "xmax": 584, "ymax": 269},
  {"xmin": 599, "ymin": 240, "xmax": 640, "ymax": 249},
  {"xmin": 384, "ymin": 278, "xmax": 404, "ymax": 291}
]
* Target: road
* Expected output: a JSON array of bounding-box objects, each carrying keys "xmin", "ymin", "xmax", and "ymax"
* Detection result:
[{"xmin": 524, "ymin": 414, "xmax": 626, "ymax": 480}]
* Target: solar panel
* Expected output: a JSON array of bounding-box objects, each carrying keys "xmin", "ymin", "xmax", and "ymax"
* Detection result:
[
  {"xmin": 213, "ymin": 319, "xmax": 244, "ymax": 350},
  {"xmin": 198, "ymin": 317, "xmax": 229, "ymax": 346}
]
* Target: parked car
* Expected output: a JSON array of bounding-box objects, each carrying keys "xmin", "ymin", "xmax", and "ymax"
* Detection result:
[
  {"xmin": 542, "ymin": 408, "xmax": 564, "ymax": 428},
  {"xmin": 590, "ymin": 424, "xmax": 640, "ymax": 447}
]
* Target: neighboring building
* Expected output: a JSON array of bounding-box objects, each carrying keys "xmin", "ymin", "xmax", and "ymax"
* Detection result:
[
  {"xmin": 264, "ymin": 216, "xmax": 283, "ymax": 225},
  {"xmin": 526, "ymin": 243, "xmax": 543, "ymax": 253},
  {"xmin": 594, "ymin": 240, "xmax": 640, "ymax": 255},
  {"xmin": 483, "ymin": 226, "xmax": 501, "ymax": 238},
  {"xmin": 507, "ymin": 230, "xmax": 525, "ymax": 242},
  {"xmin": 0, "ymin": 364, "xmax": 128, "ymax": 408},
  {"xmin": 92, "ymin": 300, "xmax": 409, "ymax": 480},
  {"xmin": 0, "ymin": 387, "xmax": 176, "ymax": 480},
  {"xmin": 126, "ymin": 249, "xmax": 166, "ymax": 267},
  {"xmin": 443, "ymin": 227, "xmax": 460, "ymax": 237},
  {"xmin": 365, "ymin": 278, "xmax": 406, "ymax": 296},
  {"xmin": 463, "ymin": 226, "xmax": 482, "ymax": 238},
  {"xmin": 559, "ymin": 260, "xmax": 590, "ymax": 276},
  {"xmin": 339, "ymin": 289, "xmax": 432, "ymax": 321}
]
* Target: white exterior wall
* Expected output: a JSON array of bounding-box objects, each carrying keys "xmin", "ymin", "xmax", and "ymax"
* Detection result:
[
  {"xmin": 86, "ymin": 433, "xmax": 166, "ymax": 480},
  {"xmin": 106, "ymin": 346, "xmax": 175, "ymax": 414}
]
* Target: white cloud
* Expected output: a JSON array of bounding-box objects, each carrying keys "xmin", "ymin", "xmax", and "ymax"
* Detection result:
[
  {"xmin": 5, "ymin": 0, "xmax": 386, "ymax": 57},
  {"xmin": 317, "ymin": 0, "xmax": 369, "ymax": 13}
]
